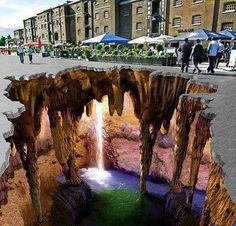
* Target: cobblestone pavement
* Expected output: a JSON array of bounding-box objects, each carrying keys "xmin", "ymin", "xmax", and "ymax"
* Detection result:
[{"xmin": 0, "ymin": 54, "xmax": 236, "ymax": 203}]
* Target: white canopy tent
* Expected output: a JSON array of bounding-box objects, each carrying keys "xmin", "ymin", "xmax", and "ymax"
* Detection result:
[
  {"xmin": 128, "ymin": 36, "xmax": 153, "ymax": 44},
  {"xmin": 150, "ymin": 35, "xmax": 174, "ymax": 43}
]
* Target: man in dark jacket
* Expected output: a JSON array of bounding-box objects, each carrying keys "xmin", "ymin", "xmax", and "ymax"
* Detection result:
[
  {"xmin": 191, "ymin": 39, "xmax": 205, "ymax": 74},
  {"xmin": 178, "ymin": 38, "xmax": 192, "ymax": 73}
]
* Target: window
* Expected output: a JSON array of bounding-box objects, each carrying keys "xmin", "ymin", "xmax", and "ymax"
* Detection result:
[
  {"xmin": 42, "ymin": 34, "xmax": 45, "ymax": 39},
  {"xmin": 104, "ymin": 26, "xmax": 109, "ymax": 33},
  {"xmin": 223, "ymin": 2, "xmax": 236, "ymax": 12},
  {"xmin": 136, "ymin": 7, "xmax": 143, "ymax": 14},
  {"xmin": 136, "ymin": 22, "xmax": 142, "ymax": 31},
  {"xmin": 77, "ymin": 6, "xmax": 81, "ymax": 11},
  {"xmin": 95, "ymin": 27, "xmax": 99, "ymax": 34},
  {"xmin": 174, "ymin": 0, "xmax": 182, "ymax": 6},
  {"xmin": 104, "ymin": 11, "xmax": 109, "ymax": 19},
  {"xmin": 193, "ymin": 0, "xmax": 203, "ymax": 3},
  {"xmin": 173, "ymin": 17, "xmax": 181, "ymax": 27},
  {"xmin": 95, "ymin": 13, "xmax": 99, "ymax": 20},
  {"xmin": 54, "ymin": 32, "xmax": 59, "ymax": 41},
  {"xmin": 123, "ymin": 9, "xmax": 131, "ymax": 16},
  {"xmin": 104, "ymin": 0, "xmax": 108, "ymax": 2},
  {"xmin": 222, "ymin": 22, "xmax": 233, "ymax": 30},
  {"xmin": 95, "ymin": 1, "xmax": 99, "ymax": 5},
  {"xmin": 78, "ymin": 29, "xmax": 81, "ymax": 35},
  {"xmin": 77, "ymin": 17, "xmax": 80, "ymax": 23},
  {"xmin": 192, "ymin": 15, "xmax": 201, "ymax": 25}
]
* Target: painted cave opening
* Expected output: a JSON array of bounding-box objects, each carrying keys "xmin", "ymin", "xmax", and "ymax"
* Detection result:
[{"xmin": 1, "ymin": 67, "xmax": 235, "ymax": 226}]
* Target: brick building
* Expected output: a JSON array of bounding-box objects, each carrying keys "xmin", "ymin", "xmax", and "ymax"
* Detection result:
[
  {"xmin": 168, "ymin": 0, "xmax": 236, "ymax": 36},
  {"xmin": 23, "ymin": 0, "xmax": 169, "ymax": 44},
  {"xmin": 217, "ymin": 1, "xmax": 236, "ymax": 31}
]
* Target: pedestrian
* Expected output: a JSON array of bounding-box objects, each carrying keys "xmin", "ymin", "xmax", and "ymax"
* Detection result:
[
  {"xmin": 190, "ymin": 39, "xmax": 205, "ymax": 74},
  {"xmin": 207, "ymin": 38, "xmax": 219, "ymax": 74},
  {"xmin": 232, "ymin": 42, "xmax": 236, "ymax": 50},
  {"xmin": 178, "ymin": 38, "xmax": 192, "ymax": 73},
  {"xmin": 215, "ymin": 39, "xmax": 224, "ymax": 68},
  {"xmin": 17, "ymin": 43, "xmax": 24, "ymax": 64},
  {"xmin": 28, "ymin": 46, "xmax": 33, "ymax": 64},
  {"xmin": 224, "ymin": 43, "xmax": 231, "ymax": 67}
]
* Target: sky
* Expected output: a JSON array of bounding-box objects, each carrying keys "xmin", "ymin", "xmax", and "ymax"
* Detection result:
[{"xmin": 0, "ymin": 0, "xmax": 73, "ymax": 36}]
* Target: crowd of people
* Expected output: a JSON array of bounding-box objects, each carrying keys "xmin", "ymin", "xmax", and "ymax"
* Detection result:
[{"xmin": 178, "ymin": 38, "xmax": 236, "ymax": 74}]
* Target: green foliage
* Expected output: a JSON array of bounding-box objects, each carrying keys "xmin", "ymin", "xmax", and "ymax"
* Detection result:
[
  {"xmin": 112, "ymin": 50, "xmax": 118, "ymax": 56},
  {"xmin": 136, "ymin": 43, "xmax": 144, "ymax": 49},
  {"xmin": 96, "ymin": 44, "xmax": 103, "ymax": 51},
  {"xmin": 6, "ymin": 35, "xmax": 12, "ymax": 40},
  {"xmin": 146, "ymin": 51, "xmax": 153, "ymax": 56},
  {"xmin": 156, "ymin": 44, "xmax": 164, "ymax": 52},
  {"xmin": 117, "ymin": 44, "xmax": 124, "ymax": 50},
  {"xmin": 127, "ymin": 52, "xmax": 134, "ymax": 57},
  {"xmin": 83, "ymin": 48, "xmax": 91, "ymax": 59},
  {"xmin": 0, "ymin": 36, "xmax": 6, "ymax": 46},
  {"xmin": 103, "ymin": 45, "xmax": 110, "ymax": 52},
  {"xmin": 88, "ymin": 189, "xmax": 153, "ymax": 226}
]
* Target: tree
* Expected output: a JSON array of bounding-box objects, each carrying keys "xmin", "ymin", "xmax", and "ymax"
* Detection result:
[
  {"xmin": 0, "ymin": 36, "xmax": 6, "ymax": 46},
  {"xmin": 7, "ymin": 35, "xmax": 12, "ymax": 40}
]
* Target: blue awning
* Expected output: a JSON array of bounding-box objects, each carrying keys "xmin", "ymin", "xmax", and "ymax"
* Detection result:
[
  {"xmin": 82, "ymin": 34, "xmax": 129, "ymax": 44},
  {"xmin": 218, "ymin": 30, "xmax": 236, "ymax": 40},
  {"xmin": 172, "ymin": 29, "xmax": 230, "ymax": 41}
]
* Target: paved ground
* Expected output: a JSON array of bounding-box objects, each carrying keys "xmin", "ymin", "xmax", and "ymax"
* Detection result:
[{"xmin": 0, "ymin": 54, "xmax": 236, "ymax": 203}]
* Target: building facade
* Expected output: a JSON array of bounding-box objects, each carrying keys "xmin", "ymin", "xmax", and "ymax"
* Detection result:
[
  {"xmin": 217, "ymin": 1, "xmax": 236, "ymax": 31},
  {"xmin": 168, "ymin": 0, "xmax": 236, "ymax": 36},
  {"xmin": 23, "ymin": 16, "xmax": 37, "ymax": 43},
  {"xmin": 22, "ymin": 0, "xmax": 236, "ymax": 45},
  {"xmin": 13, "ymin": 29, "xmax": 24, "ymax": 44},
  {"xmin": 168, "ymin": 0, "xmax": 216, "ymax": 36},
  {"xmin": 119, "ymin": 0, "xmax": 168, "ymax": 39},
  {"xmin": 23, "ymin": 0, "xmax": 170, "ymax": 44}
]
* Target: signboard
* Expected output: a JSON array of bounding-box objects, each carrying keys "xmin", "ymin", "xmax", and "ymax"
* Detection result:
[
  {"xmin": 228, "ymin": 50, "xmax": 236, "ymax": 68},
  {"xmin": 177, "ymin": 28, "xmax": 194, "ymax": 33}
]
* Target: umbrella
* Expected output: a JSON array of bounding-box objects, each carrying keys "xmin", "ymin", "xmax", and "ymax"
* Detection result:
[
  {"xmin": 172, "ymin": 29, "xmax": 230, "ymax": 41},
  {"xmin": 128, "ymin": 36, "xmax": 153, "ymax": 44},
  {"xmin": 151, "ymin": 35, "xmax": 174, "ymax": 43},
  {"xmin": 82, "ymin": 33, "xmax": 129, "ymax": 44},
  {"xmin": 23, "ymin": 38, "xmax": 48, "ymax": 47},
  {"xmin": 218, "ymin": 30, "xmax": 236, "ymax": 40}
]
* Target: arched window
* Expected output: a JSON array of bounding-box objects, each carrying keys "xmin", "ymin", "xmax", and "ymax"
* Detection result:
[{"xmin": 54, "ymin": 32, "xmax": 59, "ymax": 41}]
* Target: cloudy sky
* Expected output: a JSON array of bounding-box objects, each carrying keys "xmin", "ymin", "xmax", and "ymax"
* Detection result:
[{"xmin": 0, "ymin": 0, "xmax": 72, "ymax": 36}]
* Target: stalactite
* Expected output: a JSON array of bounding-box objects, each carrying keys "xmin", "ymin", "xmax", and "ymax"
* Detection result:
[
  {"xmin": 200, "ymin": 159, "xmax": 236, "ymax": 225},
  {"xmin": 172, "ymin": 96, "xmax": 202, "ymax": 184},
  {"xmin": 139, "ymin": 120, "xmax": 161, "ymax": 193},
  {"xmin": 187, "ymin": 114, "xmax": 211, "ymax": 208},
  {"xmin": 25, "ymin": 139, "xmax": 42, "ymax": 223},
  {"xmin": 48, "ymin": 109, "xmax": 70, "ymax": 176}
]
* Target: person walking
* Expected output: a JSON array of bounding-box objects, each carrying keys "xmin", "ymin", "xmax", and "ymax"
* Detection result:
[
  {"xmin": 191, "ymin": 39, "xmax": 205, "ymax": 74},
  {"xmin": 17, "ymin": 43, "xmax": 24, "ymax": 64},
  {"xmin": 28, "ymin": 46, "xmax": 33, "ymax": 64},
  {"xmin": 178, "ymin": 38, "xmax": 192, "ymax": 73},
  {"xmin": 215, "ymin": 40, "xmax": 224, "ymax": 68},
  {"xmin": 207, "ymin": 38, "xmax": 219, "ymax": 74}
]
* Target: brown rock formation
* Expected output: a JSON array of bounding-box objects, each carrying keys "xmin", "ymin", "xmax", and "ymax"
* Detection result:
[
  {"xmin": 201, "ymin": 157, "xmax": 236, "ymax": 226},
  {"xmin": 5, "ymin": 67, "xmax": 233, "ymax": 225}
]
